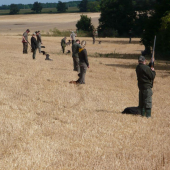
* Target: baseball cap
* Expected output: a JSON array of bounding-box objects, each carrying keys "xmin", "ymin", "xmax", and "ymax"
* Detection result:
[{"xmin": 138, "ymin": 55, "xmax": 145, "ymax": 62}]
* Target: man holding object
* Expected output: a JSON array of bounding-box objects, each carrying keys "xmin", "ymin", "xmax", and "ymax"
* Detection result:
[{"xmin": 136, "ymin": 56, "xmax": 156, "ymax": 118}]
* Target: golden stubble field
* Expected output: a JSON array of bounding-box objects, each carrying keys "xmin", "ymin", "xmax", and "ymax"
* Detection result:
[{"xmin": 0, "ymin": 14, "xmax": 170, "ymax": 170}]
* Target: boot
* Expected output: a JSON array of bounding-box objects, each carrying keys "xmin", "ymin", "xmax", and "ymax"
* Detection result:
[
  {"xmin": 146, "ymin": 108, "xmax": 151, "ymax": 118},
  {"xmin": 141, "ymin": 108, "xmax": 145, "ymax": 117}
]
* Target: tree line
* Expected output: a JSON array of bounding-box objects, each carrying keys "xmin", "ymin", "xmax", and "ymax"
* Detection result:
[{"xmin": 1, "ymin": 0, "xmax": 170, "ymax": 57}]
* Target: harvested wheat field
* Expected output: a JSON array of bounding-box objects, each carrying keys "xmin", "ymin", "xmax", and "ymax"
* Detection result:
[{"xmin": 0, "ymin": 14, "xmax": 170, "ymax": 170}]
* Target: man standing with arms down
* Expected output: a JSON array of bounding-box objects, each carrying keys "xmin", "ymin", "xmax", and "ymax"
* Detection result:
[
  {"xmin": 22, "ymin": 29, "xmax": 30, "ymax": 54},
  {"xmin": 72, "ymin": 39, "xmax": 81, "ymax": 73},
  {"xmin": 31, "ymin": 33, "xmax": 38, "ymax": 60},
  {"xmin": 36, "ymin": 30, "xmax": 42, "ymax": 53},
  {"xmin": 61, "ymin": 37, "xmax": 66, "ymax": 53},
  {"xmin": 136, "ymin": 56, "xmax": 156, "ymax": 118}
]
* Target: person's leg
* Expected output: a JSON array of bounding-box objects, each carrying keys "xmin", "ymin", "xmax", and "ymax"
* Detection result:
[
  {"xmin": 78, "ymin": 63, "xmax": 87, "ymax": 84},
  {"xmin": 33, "ymin": 49, "xmax": 36, "ymax": 59},
  {"xmin": 145, "ymin": 89, "xmax": 153, "ymax": 118},
  {"xmin": 62, "ymin": 46, "xmax": 65, "ymax": 53},
  {"xmin": 39, "ymin": 42, "xmax": 41, "ymax": 53},
  {"xmin": 25, "ymin": 43, "xmax": 28, "ymax": 53},
  {"xmin": 23, "ymin": 43, "xmax": 27, "ymax": 53},
  {"xmin": 74, "ymin": 57, "xmax": 80, "ymax": 73},
  {"xmin": 139, "ymin": 90, "xmax": 145, "ymax": 116}
]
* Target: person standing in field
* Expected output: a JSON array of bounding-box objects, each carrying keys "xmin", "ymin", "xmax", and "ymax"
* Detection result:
[
  {"xmin": 22, "ymin": 29, "xmax": 30, "ymax": 54},
  {"xmin": 92, "ymin": 29, "xmax": 98, "ymax": 44},
  {"xmin": 61, "ymin": 37, "xmax": 66, "ymax": 53},
  {"xmin": 70, "ymin": 31, "xmax": 77, "ymax": 45},
  {"xmin": 31, "ymin": 33, "xmax": 38, "ymax": 60},
  {"xmin": 72, "ymin": 39, "xmax": 81, "ymax": 73},
  {"xmin": 136, "ymin": 56, "xmax": 156, "ymax": 118},
  {"xmin": 76, "ymin": 40, "xmax": 89, "ymax": 84},
  {"xmin": 36, "ymin": 30, "xmax": 42, "ymax": 53},
  {"xmin": 129, "ymin": 29, "xmax": 132, "ymax": 43}
]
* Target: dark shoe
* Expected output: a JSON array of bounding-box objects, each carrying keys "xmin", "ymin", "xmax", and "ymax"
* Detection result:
[
  {"xmin": 146, "ymin": 108, "xmax": 151, "ymax": 118},
  {"xmin": 141, "ymin": 108, "xmax": 145, "ymax": 117}
]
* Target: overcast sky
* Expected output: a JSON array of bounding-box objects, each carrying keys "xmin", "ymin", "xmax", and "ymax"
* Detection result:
[{"xmin": 0, "ymin": 0, "xmax": 79, "ymax": 6}]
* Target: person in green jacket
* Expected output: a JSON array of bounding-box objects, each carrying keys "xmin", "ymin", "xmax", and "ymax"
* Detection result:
[
  {"xmin": 72, "ymin": 39, "xmax": 81, "ymax": 72},
  {"xmin": 61, "ymin": 37, "xmax": 66, "ymax": 53},
  {"xmin": 136, "ymin": 56, "xmax": 156, "ymax": 118}
]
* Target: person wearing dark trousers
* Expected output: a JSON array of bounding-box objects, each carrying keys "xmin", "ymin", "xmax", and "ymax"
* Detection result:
[
  {"xmin": 136, "ymin": 56, "xmax": 156, "ymax": 118},
  {"xmin": 76, "ymin": 40, "xmax": 89, "ymax": 84},
  {"xmin": 31, "ymin": 33, "xmax": 38, "ymax": 60},
  {"xmin": 36, "ymin": 31, "xmax": 42, "ymax": 53},
  {"xmin": 61, "ymin": 37, "xmax": 66, "ymax": 53},
  {"xmin": 22, "ymin": 29, "xmax": 30, "ymax": 54}
]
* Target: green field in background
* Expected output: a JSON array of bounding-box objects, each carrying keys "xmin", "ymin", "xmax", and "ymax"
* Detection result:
[{"xmin": 0, "ymin": 7, "xmax": 79, "ymax": 15}]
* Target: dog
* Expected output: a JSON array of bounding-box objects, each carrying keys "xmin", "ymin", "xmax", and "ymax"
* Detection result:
[
  {"xmin": 45, "ymin": 54, "xmax": 52, "ymax": 61},
  {"xmin": 67, "ymin": 50, "xmax": 71, "ymax": 53}
]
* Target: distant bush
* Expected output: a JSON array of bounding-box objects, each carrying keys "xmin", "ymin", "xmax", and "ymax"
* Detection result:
[{"xmin": 41, "ymin": 28, "xmax": 91, "ymax": 37}]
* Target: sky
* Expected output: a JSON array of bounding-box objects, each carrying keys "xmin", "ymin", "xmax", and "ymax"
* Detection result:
[{"xmin": 0, "ymin": 0, "xmax": 79, "ymax": 6}]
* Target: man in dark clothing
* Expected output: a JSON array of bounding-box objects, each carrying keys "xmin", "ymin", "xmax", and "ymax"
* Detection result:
[
  {"xmin": 31, "ymin": 33, "xmax": 38, "ymax": 60},
  {"xmin": 36, "ymin": 31, "xmax": 42, "ymax": 53},
  {"xmin": 61, "ymin": 37, "xmax": 66, "ymax": 53},
  {"xmin": 72, "ymin": 39, "xmax": 81, "ymax": 73},
  {"xmin": 136, "ymin": 56, "xmax": 156, "ymax": 118},
  {"xmin": 22, "ymin": 29, "xmax": 30, "ymax": 54},
  {"xmin": 76, "ymin": 40, "xmax": 89, "ymax": 84}
]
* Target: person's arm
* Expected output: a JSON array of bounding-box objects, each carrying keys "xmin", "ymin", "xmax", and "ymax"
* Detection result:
[{"xmin": 146, "ymin": 66, "xmax": 156, "ymax": 80}]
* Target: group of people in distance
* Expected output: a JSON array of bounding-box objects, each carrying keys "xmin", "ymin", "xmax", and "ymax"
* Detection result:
[
  {"xmin": 22, "ymin": 29, "xmax": 42, "ymax": 59},
  {"xmin": 22, "ymin": 28, "xmax": 156, "ymax": 118}
]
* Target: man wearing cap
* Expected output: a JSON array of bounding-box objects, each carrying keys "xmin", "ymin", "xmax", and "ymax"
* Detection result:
[
  {"xmin": 22, "ymin": 29, "xmax": 30, "ymax": 54},
  {"xmin": 36, "ymin": 31, "xmax": 42, "ymax": 53},
  {"xmin": 136, "ymin": 56, "xmax": 156, "ymax": 118},
  {"xmin": 31, "ymin": 33, "xmax": 38, "ymax": 60},
  {"xmin": 61, "ymin": 37, "xmax": 66, "ymax": 53},
  {"xmin": 70, "ymin": 31, "xmax": 77, "ymax": 45},
  {"xmin": 72, "ymin": 39, "xmax": 81, "ymax": 73}
]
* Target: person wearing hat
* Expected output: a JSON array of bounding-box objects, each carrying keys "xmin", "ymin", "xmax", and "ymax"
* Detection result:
[
  {"xmin": 22, "ymin": 29, "xmax": 30, "ymax": 54},
  {"xmin": 31, "ymin": 33, "xmax": 38, "ymax": 59},
  {"xmin": 136, "ymin": 56, "xmax": 156, "ymax": 118},
  {"xmin": 36, "ymin": 30, "xmax": 42, "ymax": 53},
  {"xmin": 70, "ymin": 31, "xmax": 77, "ymax": 45},
  {"xmin": 61, "ymin": 37, "xmax": 67, "ymax": 53},
  {"xmin": 76, "ymin": 40, "xmax": 89, "ymax": 84}
]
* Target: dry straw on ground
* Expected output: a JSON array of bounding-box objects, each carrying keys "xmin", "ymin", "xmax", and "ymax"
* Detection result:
[{"xmin": 0, "ymin": 14, "xmax": 170, "ymax": 170}]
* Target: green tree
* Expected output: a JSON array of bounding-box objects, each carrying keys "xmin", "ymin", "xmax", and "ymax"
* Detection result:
[
  {"xmin": 78, "ymin": 0, "xmax": 88, "ymax": 12},
  {"xmin": 9, "ymin": 4, "xmax": 20, "ymax": 14},
  {"xmin": 141, "ymin": 0, "xmax": 170, "ymax": 56},
  {"xmin": 99, "ymin": 0, "xmax": 136, "ymax": 36},
  {"xmin": 56, "ymin": 1, "xmax": 68, "ymax": 13},
  {"xmin": 31, "ymin": 1, "xmax": 42, "ymax": 13},
  {"xmin": 76, "ymin": 15, "xmax": 93, "ymax": 32},
  {"xmin": 87, "ymin": 1, "xmax": 100, "ymax": 12}
]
